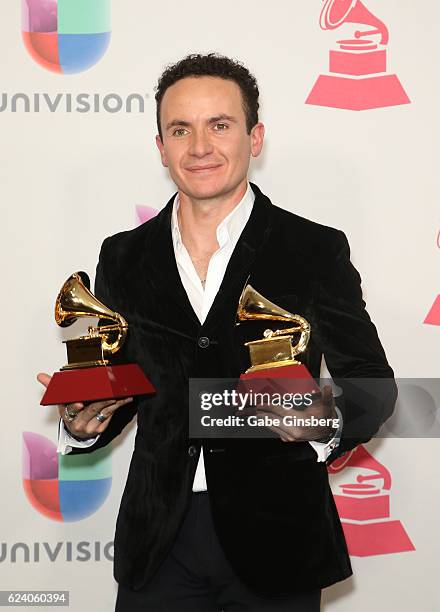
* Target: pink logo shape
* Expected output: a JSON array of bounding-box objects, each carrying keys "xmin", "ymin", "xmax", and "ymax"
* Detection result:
[
  {"xmin": 306, "ymin": 0, "xmax": 410, "ymax": 110},
  {"xmin": 328, "ymin": 445, "xmax": 415, "ymax": 556},
  {"xmin": 424, "ymin": 295, "xmax": 440, "ymax": 326},
  {"xmin": 135, "ymin": 205, "xmax": 159, "ymax": 227}
]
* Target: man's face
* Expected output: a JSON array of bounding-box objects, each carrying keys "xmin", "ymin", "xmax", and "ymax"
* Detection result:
[{"xmin": 156, "ymin": 76, "xmax": 264, "ymax": 201}]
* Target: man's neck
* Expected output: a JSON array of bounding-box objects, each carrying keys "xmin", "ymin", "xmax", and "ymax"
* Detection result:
[{"xmin": 177, "ymin": 179, "xmax": 248, "ymax": 255}]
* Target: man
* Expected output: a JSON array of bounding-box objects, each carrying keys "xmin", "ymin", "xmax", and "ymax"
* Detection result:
[{"xmin": 38, "ymin": 53, "xmax": 397, "ymax": 611}]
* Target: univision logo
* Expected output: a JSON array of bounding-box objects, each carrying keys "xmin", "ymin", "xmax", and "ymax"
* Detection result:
[
  {"xmin": 22, "ymin": 432, "xmax": 112, "ymax": 522},
  {"xmin": 22, "ymin": 0, "xmax": 111, "ymax": 74}
]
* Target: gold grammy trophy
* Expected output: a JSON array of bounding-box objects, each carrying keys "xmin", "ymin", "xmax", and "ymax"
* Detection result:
[
  {"xmin": 41, "ymin": 271, "xmax": 155, "ymax": 405},
  {"xmin": 235, "ymin": 284, "xmax": 319, "ymax": 395}
]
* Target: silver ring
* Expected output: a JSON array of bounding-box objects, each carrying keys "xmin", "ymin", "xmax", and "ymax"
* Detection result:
[
  {"xmin": 95, "ymin": 411, "xmax": 108, "ymax": 423},
  {"xmin": 64, "ymin": 405, "xmax": 78, "ymax": 423}
]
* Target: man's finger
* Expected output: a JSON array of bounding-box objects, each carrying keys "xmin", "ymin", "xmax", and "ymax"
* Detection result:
[
  {"xmin": 262, "ymin": 419, "xmax": 297, "ymax": 442},
  {"xmin": 37, "ymin": 372, "xmax": 52, "ymax": 388},
  {"xmin": 90, "ymin": 398, "xmax": 133, "ymax": 426},
  {"xmin": 67, "ymin": 397, "xmax": 133, "ymax": 435},
  {"xmin": 258, "ymin": 409, "xmax": 315, "ymax": 442},
  {"xmin": 81, "ymin": 399, "xmax": 121, "ymax": 419},
  {"xmin": 83, "ymin": 397, "xmax": 133, "ymax": 420},
  {"xmin": 80, "ymin": 398, "xmax": 134, "ymax": 436},
  {"xmin": 321, "ymin": 385, "xmax": 334, "ymax": 404},
  {"xmin": 59, "ymin": 402, "xmax": 85, "ymax": 420}
]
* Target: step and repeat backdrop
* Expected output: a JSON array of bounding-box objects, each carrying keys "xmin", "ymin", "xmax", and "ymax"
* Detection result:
[{"xmin": 1, "ymin": 1, "xmax": 439, "ymax": 610}]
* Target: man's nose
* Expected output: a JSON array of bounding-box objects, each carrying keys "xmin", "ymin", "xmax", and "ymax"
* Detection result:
[{"xmin": 188, "ymin": 130, "xmax": 214, "ymax": 157}]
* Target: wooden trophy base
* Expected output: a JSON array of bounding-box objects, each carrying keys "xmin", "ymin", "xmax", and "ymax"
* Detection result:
[{"xmin": 40, "ymin": 363, "xmax": 155, "ymax": 405}]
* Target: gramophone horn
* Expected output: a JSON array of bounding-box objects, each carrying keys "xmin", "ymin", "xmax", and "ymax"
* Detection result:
[
  {"xmin": 237, "ymin": 283, "xmax": 300, "ymax": 323},
  {"xmin": 236, "ymin": 283, "xmax": 311, "ymax": 354},
  {"xmin": 320, "ymin": 0, "xmax": 389, "ymax": 45},
  {"xmin": 54, "ymin": 271, "xmax": 127, "ymax": 354},
  {"xmin": 55, "ymin": 271, "xmax": 114, "ymax": 326}
]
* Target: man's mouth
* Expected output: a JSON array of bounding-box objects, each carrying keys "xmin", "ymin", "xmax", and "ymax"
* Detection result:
[{"xmin": 185, "ymin": 164, "xmax": 222, "ymax": 173}]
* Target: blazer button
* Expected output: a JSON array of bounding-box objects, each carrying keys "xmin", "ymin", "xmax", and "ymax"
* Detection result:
[
  {"xmin": 198, "ymin": 336, "xmax": 210, "ymax": 348},
  {"xmin": 188, "ymin": 445, "xmax": 198, "ymax": 457}
]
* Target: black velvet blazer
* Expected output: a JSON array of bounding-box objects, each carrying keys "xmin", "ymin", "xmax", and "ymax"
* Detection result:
[{"xmin": 70, "ymin": 182, "xmax": 397, "ymax": 595}]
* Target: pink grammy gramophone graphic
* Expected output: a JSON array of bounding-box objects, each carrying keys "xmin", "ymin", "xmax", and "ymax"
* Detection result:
[
  {"xmin": 306, "ymin": 0, "xmax": 410, "ymax": 110},
  {"xmin": 328, "ymin": 445, "xmax": 415, "ymax": 556},
  {"xmin": 424, "ymin": 294, "xmax": 440, "ymax": 325},
  {"xmin": 424, "ymin": 229, "xmax": 440, "ymax": 326}
]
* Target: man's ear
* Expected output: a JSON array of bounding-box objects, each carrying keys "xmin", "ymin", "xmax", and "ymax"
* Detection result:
[
  {"xmin": 155, "ymin": 134, "xmax": 168, "ymax": 167},
  {"xmin": 250, "ymin": 122, "xmax": 265, "ymax": 158}
]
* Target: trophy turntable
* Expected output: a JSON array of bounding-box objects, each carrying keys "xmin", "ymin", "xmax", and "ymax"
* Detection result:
[
  {"xmin": 40, "ymin": 271, "xmax": 155, "ymax": 405},
  {"xmin": 306, "ymin": 0, "xmax": 410, "ymax": 110}
]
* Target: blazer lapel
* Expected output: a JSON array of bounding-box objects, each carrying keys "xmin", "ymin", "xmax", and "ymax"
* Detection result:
[
  {"xmin": 202, "ymin": 183, "xmax": 273, "ymax": 329},
  {"xmin": 146, "ymin": 183, "xmax": 273, "ymax": 333},
  {"xmin": 147, "ymin": 193, "xmax": 201, "ymax": 331}
]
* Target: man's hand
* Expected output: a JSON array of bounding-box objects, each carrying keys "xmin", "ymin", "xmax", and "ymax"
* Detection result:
[
  {"xmin": 255, "ymin": 385, "xmax": 339, "ymax": 443},
  {"xmin": 37, "ymin": 372, "xmax": 134, "ymax": 440}
]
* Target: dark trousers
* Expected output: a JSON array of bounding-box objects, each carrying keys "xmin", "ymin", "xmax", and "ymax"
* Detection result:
[{"xmin": 116, "ymin": 491, "xmax": 321, "ymax": 611}]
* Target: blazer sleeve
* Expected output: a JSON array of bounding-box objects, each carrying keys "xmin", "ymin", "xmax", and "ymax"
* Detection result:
[
  {"xmin": 67, "ymin": 237, "xmax": 138, "ymax": 455},
  {"xmin": 312, "ymin": 230, "xmax": 398, "ymax": 466}
]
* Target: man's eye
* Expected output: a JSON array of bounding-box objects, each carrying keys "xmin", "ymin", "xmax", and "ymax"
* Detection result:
[
  {"xmin": 172, "ymin": 128, "xmax": 188, "ymax": 137},
  {"xmin": 213, "ymin": 123, "xmax": 228, "ymax": 131}
]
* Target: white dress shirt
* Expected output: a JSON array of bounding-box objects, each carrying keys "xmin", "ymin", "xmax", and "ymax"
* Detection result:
[{"xmin": 58, "ymin": 182, "xmax": 342, "ymax": 492}]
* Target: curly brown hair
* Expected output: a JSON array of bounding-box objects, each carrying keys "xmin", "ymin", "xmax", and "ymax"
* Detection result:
[{"xmin": 155, "ymin": 53, "xmax": 260, "ymax": 140}]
